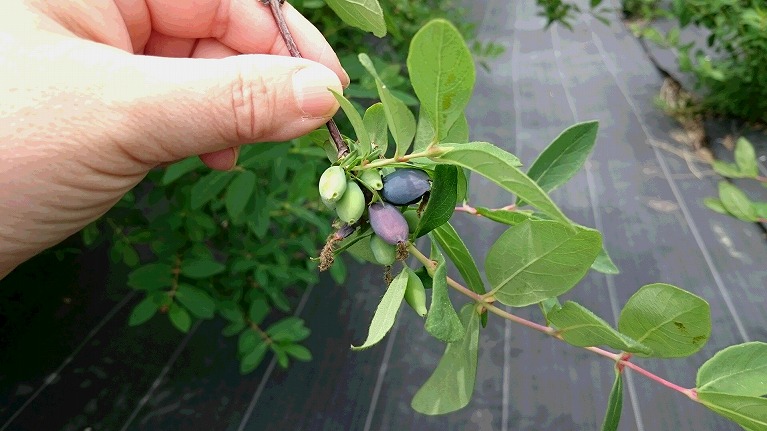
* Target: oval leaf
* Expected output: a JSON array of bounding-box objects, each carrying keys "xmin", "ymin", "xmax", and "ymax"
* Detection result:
[
  {"xmin": 407, "ymin": 19, "xmax": 475, "ymax": 140},
  {"xmin": 358, "ymin": 53, "xmax": 415, "ymax": 157},
  {"xmin": 412, "ymin": 304, "xmax": 480, "ymax": 415},
  {"xmin": 240, "ymin": 341, "xmax": 269, "ymax": 374},
  {"xmin": 431, "ymin": 222, "xmax": 485, "ymax": 297},
  {"xmin": 549, "ymin": 301, "xmax": 651, "ymax": 354},
  {"xmin": 485, "ymin": 221, "xmax": 602, "ymax": 306},
  {"xmin": 719, "ymin": 182, "xmax": 757, "ymax": 221},
  {"xmin": 697, "ymin": 392, "xmax": 767, "ymax": 431},
  {"xmin": 181, "ymin": 259, "xmax": 226, "ymax": 279},
  {"xmin": 697, "ymin": 342, "xmax": 767, "ymax": 396},
  {"xmin": 618, "ymin": 283, "xmax": 711, "ymax": 358},
  {"xmin": 424, "ymin": 240, "xmax": 465, "ymax": 342},
  {"xmin": 324, "ymin": 0, "xmax": 386, "ymax": 37},
  {"xmin": 225, "ymin": 170, "xmax": 257, "ymax": 219},
  {"xmin": 191, "ymin": 170, "xmax": 234, "ymax": 209},
  {"xmin": 128, "ymin": 295, "xmax": 159, "ymax": 326},
  {"xmin": 168, "ymin": 304, "xmax": 192, "ymax": 333},
  {"xmin": 351, "ymin": 268, "xmax": 408, "ymax": 350},
  {"xmin": 734, "ymin": 137, "xmax": 758, "ymax": 178},
  {"xmin": 433, "ymin": 142, "xmax": 572, "ymax": 225},
  {"xmin": 127, "ymin": 263, "xmax": 173, "ymax": 291},
  {"xmin": 363, "ymin": 102, "xmax": 388, "ymax": 154},
  {"xmin": 161, "ymin": 157, "xmax": 203, "ymax": 185},
  {"xmin": 518, "ymin": 121, "xmax": 598, "ymax": 206},
  {"xmin": 592, "ymin": 247, "xmax": 620, "ymax": 275},
  {"xmin": 175, "ymin": 284, "xmax": 216, "ymax": 319},
  {"xmin": 414, "ymin": 165, "xmax": 457, "ymax": 237}
]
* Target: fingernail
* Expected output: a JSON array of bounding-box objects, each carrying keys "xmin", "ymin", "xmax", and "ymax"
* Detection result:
[
  {"xmin": 293, "ymin": 65, "xmax": 342, "ymax": 119},
  {"xmin": 227, "ymin": 147, "xmax": 240, "ymax": 171},
  {"xmin": 341, "ymin": 68, "xmax": 351, "ymax": 88}
]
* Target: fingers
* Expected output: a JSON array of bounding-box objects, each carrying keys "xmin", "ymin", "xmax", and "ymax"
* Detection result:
[
  {"xmin": 113, "ymin": 51, "xmax": 341, "ymax": 164},
  {"xmin": 140, "ymin": 0, "xmax": 349, "ymax": 86}
]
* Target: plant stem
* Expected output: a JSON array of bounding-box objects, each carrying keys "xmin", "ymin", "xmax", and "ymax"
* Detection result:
[
  {"xmin": 407, "ymin": 242, "xmax": 698, "ymax": 400},
  {"xmin": 354, "ymin": 147, "xmax": 446, "ymax": 171},
  {"xmin": 261, "ymin": 0, "xmax": 348, "ymax": 158}
]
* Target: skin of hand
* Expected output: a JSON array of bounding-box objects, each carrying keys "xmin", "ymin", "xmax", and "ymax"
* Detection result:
[{"xmin": 0, "ymin": 0, "xmax": 349, "ymax": 279}]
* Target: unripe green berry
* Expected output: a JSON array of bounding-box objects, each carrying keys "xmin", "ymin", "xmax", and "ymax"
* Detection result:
[
  {"xmin": 335, "ymin": 180, "xmax": 365, "ymax": 224},
  {"xmin": 359, "ymin": 169, "xmax": 383, "ymax": 191},
  {"xmin": 319, "ymin": 166, "xmax": 347, "ymax": 203},
  {"xmin": 370, "ymin": 234, "xmax": 396, "ymax": 265},
  {"xmin": 405, "ymin": 269, "xmax": 427, "ymax": 316}
]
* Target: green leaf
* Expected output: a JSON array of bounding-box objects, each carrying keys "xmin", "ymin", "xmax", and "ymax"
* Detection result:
[
  {"xmin": 431, "ymin": 222, "xmax": 486, "ymax": 297},
  {"xmin": 424, "ymin": 240, "xmax": 465, "ymax": 342},
  {"xmin": 618, "ymin": 283, "xmax": 711, "ymax": 358},
  {"xmin": 433, "ymin": 142, "xmax": 572, "ymax": 225},
  {"xmin": 475, "ymin": 207, "xmax": 533, "ymax": 225},
  {"xmin": 249, "ymin": 298, "xmax": 270, "ymax": 324},
  {"xmin": 330, "ymin": 89, "xmax": 371, "ymax": 154},
  {"xmin": 324, "ymin": 0, "xmax": 386, "ymax": 37},
  {"xmin": 175, "ymin": 284, "xmax": 216, "ymax": 319},
  {"xmin": 218, "ymin": 300, "xmax": 245, "ymax": 323},
  {"xmin": 128, "ymin": 295, "xmax": 159, "ymax": 326},
  {"xmin": 703, "ymin": 198, "xmax": 729, "ymax": 215},
  {"xmin": 180, "ymin": 258, "xmax": 226, "ymax": 279},
  {"xmin": 407, "ymin": 19, "xmax": 475, "ymax": 140},
  {"xmin": 755, "ymin": 202, "xmax": 767, "ymax": 219},
  {"xmin": 363, "ymin": 102, "xmax": 388, "ymax": 154},
  {"xmin": 601, "ymin": 370, "xmax": 623, "ymax": 431},
  {"xmin": 222, "ymin": 321, "xmax": 246, "ymax": 337},
  {"xmin": 238, "ymin": 330, "xmax": 258, "ymax": 355},
  {"xmin": 697, "ymin": 342, "xmax": 767, "ymax": 396},
  {"xmin": 712, "ymin": 161, "xmax": 747, "ymax": 178},
  {"xmin": 168, "ymin": 304, "xmax": 192, "ymax": 333},
  {"xmin": 697, "ymin": 392, "xmax": 767, "ymax": 431},
  {"xmin": 351, "ymin": 268, "xmax": 408, "ymax": 350},
  {"xmin": 719, "ymin": 182, "xmax": 758, "ymax": 221},
  {"xmin": 734, "ymin": 137, "xmax": 759, "ymax": 178},
  {"xmin": 539, "ymin": 297, "xmax": 561, "ymax": 322},
  {"xmin": 592, "ymin": 247, "xmax": 620, "ymax": 274},
  {"xmin": 412, "ymin": 304, "xmax": 480, "ymax": 415},
  {"xmin": 519, "ymin": 121, "xmax": 599, "ymax": 206},
  {"xmin": 225, "ymin": 170, "xmax": 256, "ymax": 219},
  {"xmin": 413, "ymin": 107, "xmax": 436, "ymax": 153},
  {"xmin": 284, "ymin": 344, "xmax": 312, "ymax": 362},
  {"xmin": 485, "ymin": 221, "xmax": 602, "ymax": 306},
  {"xmin": 240, "ymin": 341, "xmax": 269, "ymax": 374},
  {"xmin": 161, "ymin": 157, "xmax": 203, "ymax": 185},
  {"xmin": 548, "ymin": 301, "xmax": 651, "ymax": 354},
  {"xmin": 127, "ymin": 263, "xmax": 173, "ymax": 291},
  {"xmin": 414, "ymin": 165, "xmax": 457, "ymax": 237},
  {"xmin": 190, "ymin": 170, "xmax": 234, "ymax": 209},
  {"xmin": 267, "ymin": 317, "xmax": 311, "ymax": 342},
  {"xmin": 358, "ymin": 53, "xmax": 416, "ymax": 157},
  {"xmin": 445, "ymin": 113, "xmax": 470, "ymax": 143}
]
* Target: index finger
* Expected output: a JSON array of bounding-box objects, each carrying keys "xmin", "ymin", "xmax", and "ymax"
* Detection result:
[{"xmin": 142, "ymin": 0, "xmax": 349, "ymax": 84}]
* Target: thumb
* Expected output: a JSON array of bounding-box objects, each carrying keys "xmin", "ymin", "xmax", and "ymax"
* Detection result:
[{"xmin": 112, "ymin": 53, "xmax": 342, "ymax": 164}]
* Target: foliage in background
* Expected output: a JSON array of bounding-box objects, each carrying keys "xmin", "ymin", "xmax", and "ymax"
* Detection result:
[{"xmin": 703, "ymin": 137, "xmax": 767, "ymax": 224}]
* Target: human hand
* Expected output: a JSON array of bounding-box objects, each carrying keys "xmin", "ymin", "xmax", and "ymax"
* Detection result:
[{"xmin": 0, "ymin": 0, "xmax": 348, "ymax": 278}]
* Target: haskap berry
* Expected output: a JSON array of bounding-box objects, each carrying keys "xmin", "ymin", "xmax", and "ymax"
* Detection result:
[
  {"xmin": 381, "ymin": 168, "xmax": 431, "ymax": 205},
  {"xmin": 368, "ymin": 202, "xmax": 409, "ymax": 245}
]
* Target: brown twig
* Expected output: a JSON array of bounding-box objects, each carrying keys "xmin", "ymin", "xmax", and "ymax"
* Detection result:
[{"xmin": 260, "ymin": 0, "xmax": 348, "ymax": 158}]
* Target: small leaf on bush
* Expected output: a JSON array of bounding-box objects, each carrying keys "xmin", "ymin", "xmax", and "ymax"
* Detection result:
[
  {"xmin": 267, "ymin": 317, "xmax": 311, "ymax": 343},
  {"xmin": 425, "ymin": 240, "xmax": 465, "ymax": 342},
  {"xmin": 351, "ymin": 268, "xmax": 408, "ymax": 350},
  {"xmin": 519, "ymin": 121, "xmax": 599, "ymax": 206},
  {"xmin": 222, "ymin": 321, "xmax": 246, "ymax": 337},
  {"xmin": 127, "ymin": 263, "xmax": 173, "ymax": 291},
  {"xmin": 431, "ymin": 222, "xmax": 486, "ymax": 296},
  {"xmin": 175, "ymin": 284, "xmax": 216, "ymax": 319},
  {"xmin": 363, "ymin": 102, "xmax": 388, "ymax": 154},
  {"xmin": 238, "ymin": 330, "xmax": 259, "ymax": 355},
  {"xmin": 601, "ymin": 370, "xmax": 623, "ymax": 431},
  {"xmin": 218, "ymin": 300, "xmax": 245, "ymax": 323},
  {"xmin": 168, "ymin": 304, "xmax": 192, "ymax": 333},
  {"xmin": 734, "ymin": 137, "xmax": 758, "ymax": 178},
  {"xmin": 548, "ymin": 301, "xmax": 651, "ymax": 354},
  {"xmin": 225, "ymin": 170, "xmax": 257, "ymax": 219},
  {"xmin": 718, "ymin": 182, "xmax": 757, "ymax": 221},
  {"xmin": 414, "ymin": 165, "xmax": 458, "ymax": 237},
  {"xmin": 190, "ymin": 170, "xmax": 234, "ymax": 209},
  {"xmin": 592, "ymin": 247, "xmax": 620, "ymax": 274},
  {"xmin": 181, "ymin": 259, "xmax": 226, "ymax": 279},
  {"xmin": 703, "ymin": 198, "xmax": 728, "ymax": 215},
  {"xmin": 249, "ymin": 298, "xmax": 270, "ymax": 325},
  {"xmin": 475, "ymin": 207, "xmax": 533, "ymax": 225},
  {"xmin": 161, "ymin": 157, "xmax": 203, "ymax": 185},
  {"xmin": 284, "ymin": 344, "xmax": 312, "ymax": 362},
  {"xmin": 412, "ymin": 304, "xmax": 479, "ymax": 415},
  {"xmin": 618, "ymin": 283, "xmax": 711, "ymax": 358},
  {"xmin": 697, "ymin": 342, "xmax": 767, "ymax": 396},
  {"xmin": 407, "ymin": 19, "xmax": 475, "ymax": 140},
  {"xmin": 128, "ymin": 295, "xmax": 159, "ymax": 326},
  {"xmin": 485, "ymin": 221, "xmax": 602, "ymax": 306},
  {"xmin": 240, "ymin": 341, "xmax": 269, "ymax": 374}
]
